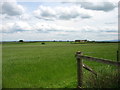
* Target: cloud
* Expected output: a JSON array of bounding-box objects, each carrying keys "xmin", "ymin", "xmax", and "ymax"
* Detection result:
[
  {"xmin": 81, "ymin": 25, "xmax": 117, "ymax": 32},
  {"xmin": 33, "ymin": 5, "xmax": 92, "ymax": 20},
  {"xmin": 105, "ymin": 22, "xmax": 117, "ymax": 25},
  {"xmin": 33, "ymin": 22, "xmax": 76, "ymax": 32},
  {"xmin": 79, "ymin": 2, "xmax": 116, "ymax": 12},
  {"xmin": 14, "ymin": 21, "xmax": 32, "ymax": 31},
  {"xmin": 1, "ymin": 2, "xmax": 25, "ymax": 16},
  {"xmin": 1, "ymin": 1, "xmax": 118, "ymax": 41},
  {"xmin": 1, "ymin": 21, "xmax": 117, "ymax": 41},
  {"xmin": 1, "ymin": 21, "xmax": 80, "ymax": 33},
  {"xmin": 1, "ymin": 21, "xmax": 32, "ymax": 33},
  {"xmin": 1, "ymin": 20, "xmax": 117, "ymax": 35},
  {"xmin": 0, "ymin": 23, "xmax": 15, "ymax": 33},
  {"xmin": 20, "ymin": 14, "xmax": 31, "ymax": 20}
]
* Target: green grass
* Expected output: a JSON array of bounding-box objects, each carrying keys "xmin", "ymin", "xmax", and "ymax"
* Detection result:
[{"xmin": 2, "ymin": 42, "xmax": 119, "ymax": 88}]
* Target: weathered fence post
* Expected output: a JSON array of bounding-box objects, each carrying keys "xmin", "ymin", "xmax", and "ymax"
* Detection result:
[
  {"xmin": 117, "ymin": 50, "xmax": 120, "ymax": 88},
  {"xmin": 117, "ymin": 50, "xmax": 119, "ymax": 62},
  {"xmin": 75, "ymin": 51, "xmax": 83, "ymax": 88}
]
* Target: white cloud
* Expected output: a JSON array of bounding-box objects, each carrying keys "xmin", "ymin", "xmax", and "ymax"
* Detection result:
[
  {"xmin": 79, "ymin": 2, "xmax": 116, "ymax": 12},
  {"xmin": 1, "ymin": 20, "xmax": 118, "ymax": 41},
  {"xmin": 33, "ymin": 22, "xmax": 76, "ymax": 32},
  {"xmin": 33, "ymin": 5, "xmax": 92, "ymax": 20},
  {"xmin": 1, "ymin": 20, "xmax": 117, "ymax": 34},
  {"xmin": 81, "ymin": 25, "xmax": 117, "ymax": 32},
  {"xmin": 1, "ymin": 21, "xmax": 32, "ymax": 33},
  {"xmin": 1, "ymin": 1, "xmax": 25, "ymax": 16},
  {"xmin": 14, "ymin": 21, "xmax": 32, "ymax": 31},
  {"xmin": 20, "ymin": 14, "xmax": 31, "ymax": 20},
  {"xmin": 0, "ymin": 23, "xmax": 14, "ymax": 33}
]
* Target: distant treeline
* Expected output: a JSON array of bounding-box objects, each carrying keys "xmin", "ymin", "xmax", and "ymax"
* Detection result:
[
  {"xmin": 1, "ymin": 40, "xmax": 120, "ymax": 44},
  {"xmin": 95, "ymin": 41, "xmax": 120, "ymax": 43}
]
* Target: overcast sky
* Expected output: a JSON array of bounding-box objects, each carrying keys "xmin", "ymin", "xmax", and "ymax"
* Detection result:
[{"xmin": 0, "ymin": 0, "xmax": 119, "ymax": 41}]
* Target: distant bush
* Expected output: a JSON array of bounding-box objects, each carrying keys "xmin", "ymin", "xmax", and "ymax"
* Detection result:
[{"xmin": 41, "ymin": 42, "xmax": 45, "ymax": 45}]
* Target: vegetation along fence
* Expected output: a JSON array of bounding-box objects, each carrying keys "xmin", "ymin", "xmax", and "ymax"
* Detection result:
[{"xmin": 75, "ymin": 51, "xmax": 120, "ymax": 88}]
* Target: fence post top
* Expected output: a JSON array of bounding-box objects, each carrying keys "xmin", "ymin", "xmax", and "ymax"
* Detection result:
[
  {"xmin": 76, "ymin": 51, "xmax": 82, "ymax": 55},
  {"xmin": 75, "ymin": 51, "xmax": 83, "ymax": 58}
]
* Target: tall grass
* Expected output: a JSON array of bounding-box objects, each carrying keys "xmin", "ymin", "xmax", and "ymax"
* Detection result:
[{"xmin": 2, "ymin": 42, "xmax": 119, "ymax": 88}]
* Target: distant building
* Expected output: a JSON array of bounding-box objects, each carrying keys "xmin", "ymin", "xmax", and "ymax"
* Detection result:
[{"xmin": 75, "ymin": 40, "xmax": 88, "ymax": 42}]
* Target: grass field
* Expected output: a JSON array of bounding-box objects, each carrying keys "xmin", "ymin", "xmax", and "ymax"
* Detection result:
[{"xmin": 2, "ymin": 42, "xmax": 119, "ymax": 88}]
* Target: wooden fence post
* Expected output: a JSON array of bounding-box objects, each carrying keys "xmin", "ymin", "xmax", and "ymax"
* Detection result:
[
  {"xmin": 75, "ymin": 51, "xmax": 83, "ymax": 88},
  {"xmin": 117, "ymin": 50, "xmax": 119, "ymax": 62},
  {"xmin": 117, "ymin": 50, "xmax": 120, "ymax": 88}
]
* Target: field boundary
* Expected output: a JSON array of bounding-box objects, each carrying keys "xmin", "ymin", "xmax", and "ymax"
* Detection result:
[{"xmin": 75, "ymin": 51, "xmax": 120, "ymax": 88}]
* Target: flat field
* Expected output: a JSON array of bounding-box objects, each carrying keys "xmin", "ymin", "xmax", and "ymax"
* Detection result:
[{"xmin": 2, "ymin": 42, "xmax": 119, "ymax": 88}]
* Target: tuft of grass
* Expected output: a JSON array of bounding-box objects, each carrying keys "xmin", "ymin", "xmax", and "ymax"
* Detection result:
[{"xmin": 83, "ymin": 65, "xmax": 119, "ymax": 88}]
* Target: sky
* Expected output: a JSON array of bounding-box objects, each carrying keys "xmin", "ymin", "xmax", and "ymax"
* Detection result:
[{"xmin": 0, "ymin": 0, "xmax": 119, "ymax": 41}]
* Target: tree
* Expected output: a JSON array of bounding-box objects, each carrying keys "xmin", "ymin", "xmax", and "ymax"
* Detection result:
[{"xmin": 19, "ymin": 40, "xmax": 24, "ymax": 42}]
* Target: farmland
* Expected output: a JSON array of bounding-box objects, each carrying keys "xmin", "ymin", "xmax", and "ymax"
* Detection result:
[{"xmin": 2, "ymin": 42, "xmax": 119, "ymax": 88}]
